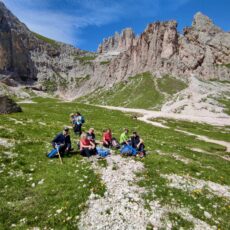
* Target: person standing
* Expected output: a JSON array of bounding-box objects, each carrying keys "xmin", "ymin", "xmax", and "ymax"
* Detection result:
[{"xmin": 73, "ymin": 112, "xmax": 84, "ymax": 136}]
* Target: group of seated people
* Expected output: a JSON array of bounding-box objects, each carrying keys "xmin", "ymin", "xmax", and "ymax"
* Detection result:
[{"xmin": 51, "ymin": 113, "xmax": 145, "ymax": 158}]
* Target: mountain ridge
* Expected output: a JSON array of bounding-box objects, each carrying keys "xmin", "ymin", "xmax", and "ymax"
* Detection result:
[{"xmin": 0, "ymin": 2, "xmax": 230, "ymax": 101}]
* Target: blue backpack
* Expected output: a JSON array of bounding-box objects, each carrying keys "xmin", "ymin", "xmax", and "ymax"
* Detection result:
[
  {"xmin": 120, "ymin": 145, "xmax": 137, "ymax": 156},
  {"xmin": 96, "ymin": 147, "xmax": 110, "ymax": 158},
  {"xmin": 81, "ymin": 116, "xmax": 85, "ymax": 124},
  {"xmin": 47, "ymin": 148, "xmax": 58, "ymax": 158}
]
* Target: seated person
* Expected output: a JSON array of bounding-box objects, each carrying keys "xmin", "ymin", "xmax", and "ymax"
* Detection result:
[
  {"xmin": 51, "ymin": 127, "xmax": 71, "ymax": 156},
  {"xmin": 86, "ymin": 128, "xmax": 96, "ymax": 143},
  {"xmin": 102, "ymin": 128, "xmax": 112, "ymax": 148},
  {"xmin": 119, "ymin": 128, "xmax": 129, "ymax": 145},
  {"xmin": 80, "ymin": 132, "xmax": 96, "ymax": 157},
  {"xmin": 131, "ymin": 131, "xmax": 145, "ymax": 156}
]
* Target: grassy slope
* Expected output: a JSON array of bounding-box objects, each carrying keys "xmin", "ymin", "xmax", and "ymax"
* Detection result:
[
  {"xmin": 0, "ymin": 98, "xmax": 229, "ymax": 229},
  {"xmin": 32, "ymin": 32, "xmax": 59, "ymax": 47},
  {"xmin": 78, "ymin": 73, "xmax": 187, "ymax": 109},
  {"xmin": 157, "ymin": 75, "xmax": 187, "ymax": 95},
  {"xmin": 152, "ymin": 118, "xmax": 230, "ymax": 142},
  {"xmin": 0, "ymin": 98, "xmax": 105, "ymax": 229},
  {"xmin": 219, "ymin": 98, "xmax": 230, "ymax": 116}
]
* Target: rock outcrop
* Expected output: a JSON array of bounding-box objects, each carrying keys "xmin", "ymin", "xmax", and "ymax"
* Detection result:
[
  {"xmin": 0, "ymin": 95, "xmax": 22, "ymax": 114},
  {"xmin": 97, "ymin": 28, "xmax": 136, "ymax": 54},
  {"xmin": 97, "ymin": 12, "xmax": 230, "ymax": 85},
  {"xmin": 0, "ymin": 1, "xmax": 229, "ymax": 100},
  {"xmin": 0, "ymin": 1, "xmax": 93, "ymax": 91}
]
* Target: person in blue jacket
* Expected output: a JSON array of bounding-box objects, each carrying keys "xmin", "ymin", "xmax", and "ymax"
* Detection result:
[
  {"xmin": 73, "ymin": 112, "xmax": 84, "ymax": 136},
  {"xmin": 51, "ymin": 127, "xmax": 71, "ymax": 156}
]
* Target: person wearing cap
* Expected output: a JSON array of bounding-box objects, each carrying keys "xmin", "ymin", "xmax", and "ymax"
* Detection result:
[
  {"xmin": 119, "ymin": 128, "xmax": 130, "ymax": 145},
  {"xmin": 51, "ymin": 127, "xmax": 71, "ymax": 156}
]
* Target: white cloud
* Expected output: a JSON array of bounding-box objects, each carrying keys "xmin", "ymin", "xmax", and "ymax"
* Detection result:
[{"xmin": 2, "ymin": 0, "xmax": 191, "ymax": 46}]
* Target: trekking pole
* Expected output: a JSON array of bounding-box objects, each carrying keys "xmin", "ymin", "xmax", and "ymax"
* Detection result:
[{"xmin": 56, "ymin": 144, "xmax": 63, "ymax": 164}]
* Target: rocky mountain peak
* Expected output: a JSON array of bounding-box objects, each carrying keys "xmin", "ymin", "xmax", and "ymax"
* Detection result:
[
  {"xmin": 192, "ymin": 12, "xmax": 222, "ymax": 33},
  {"xmin": 97, "ymin": 28, "xmax": 136, "ymax": 54}
]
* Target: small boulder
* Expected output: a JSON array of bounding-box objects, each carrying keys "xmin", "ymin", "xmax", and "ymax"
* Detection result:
[{"xmin": 0, "ymin": 96, "xmax": 22, "ymax": 114}]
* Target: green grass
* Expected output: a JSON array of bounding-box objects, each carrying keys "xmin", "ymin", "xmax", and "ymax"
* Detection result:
[
  {"xmin": 78, "ymin": 72, "xmax": 165, "ymax": 109},
  {"xmin": 224, "ymin": 63, "xmax": 230, "ymax": 68},
  {"xmin": 210, "ymin": 79, "xmax": 230, "ymax": 84},
  {"xmin": 168, "ymin": 212, "xmax": 194, "ymax": 229},
  {"xmin": 32, "ymin": 32, "xmax": 59, "ymax": 48},
  {"xmin": 151, "ymin": 118, "xmax": 230, "ymax": 142},
  {"xmin": 216, "ymin": 63, "xmax": 230, "ymax": 69},
  {"xmin": 97, "ymin": 159, "xmax": 108, "ymax": 168},
  {"xmin": 219, "ymin": 98, "xmax": 230, "ymax": 115},
  {"xmin": 100, "ymin": 61, "xmax": 111, "ymax": 65},
  {"xmin": 78, "ymin": 72, "xmax": 188, "ymax": 109},
  {"xmin": 73, "ymin": 75, "xmax": 91, "ymax": 87},
  {"xmin": 0, "ymin": 99, "xmax": 229, "ymax": 229},
  {"xmin": 42, "ymin": 77, "xmax": 57, "ymax": 92},
  {"xmin": 0, "ymin": 99, "xmax": 106, "ymax": 229},
  {"xmin": 157, "ymin": 75, "xmax": 187, "ymax": 95}
]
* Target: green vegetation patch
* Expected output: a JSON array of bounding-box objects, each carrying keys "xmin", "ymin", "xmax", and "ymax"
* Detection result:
[
  {"xmin": 0, "ymin": 99, "xmax": 229, "ymax": 228},
  {"xmin": 73, "ymin": 55, "xmax": 97, "ymax": 65},
  {"xmin": 32, "ymin": 32, "xmax": 59, "ymax": 48},
  {"xmin": 78, "ymin": 72, "xmax": 165, "ymax": 109},
  {"xmin": 168, "ymin": 212, "xmax": 194, "ymax": 229},
  {"xmin": 151, "ymin": 118, "xmax": 230, "ymax": 142},
  {"xmin": 0, "ymin": 99, "xmax": 106, "ymax": 229},
  {"xmin": 216, "ymin": 63, "xmax": 230, "ymax": 69},
  {"xmin": 41, "ymin": 77, "xmax": 57, "ymax": 92},
  {"xmin": 100, "ymin": 61, "xmax": 111, "ymax": 65},
  {"xmin": 74, "ymin": 75, "xmax": 91, "ymax": 87},
  {"xmin": 219, "ymin": 98, "xmax": 230, "ymax": 116},
  {"xmin": 78, "ymin": 72, "xmax": 188, "ymax": 109},
  {"xmin": 157, "ymin": 75, "xmax": 187, "ymax": 95}
]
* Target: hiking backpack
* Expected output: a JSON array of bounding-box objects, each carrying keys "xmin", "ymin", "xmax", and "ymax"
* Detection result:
[
  {"xmin": 120, "ymin": 145, "xmax": 137, "ymax": 156},
  {"xmin": 96, "ymin": 147, "xmax": 110, "ymax": 158},
  {"xmin": 81, "ymin": 116, "xmax": 85, "ymax": 124}
]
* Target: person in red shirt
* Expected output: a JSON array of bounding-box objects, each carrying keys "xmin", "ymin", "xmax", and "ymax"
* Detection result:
[
  {"xmin": 103, "ymin": 128, "xmax": 112, "ymax": 148},
  {"xmin": 80, "ymin": 132, "xmax": 96, "ymax": 157}
]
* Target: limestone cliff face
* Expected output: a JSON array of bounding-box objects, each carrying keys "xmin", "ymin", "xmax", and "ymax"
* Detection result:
[
  {"xmin": 97, "ymin": 12, "xmax": 230, "ymax": 85},
  {"xmin": 0, "ymin": 2, "xmax": 36, "ymax": 82},
  {"xmin": 0, "ymin": 1, "xmax": 229, "ymax": 100},
  {"xmin": 97, "ymin": 28, "xmax": 136, "ymax": 54},
  {"xmin": 0, "ymin": 1, "xmax": 93, "ymax": 92}
]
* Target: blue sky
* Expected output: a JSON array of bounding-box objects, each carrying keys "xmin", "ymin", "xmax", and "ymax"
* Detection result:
[{"xmin": 2, "ymin": 0, "xmax": 230, "ymax": 51}]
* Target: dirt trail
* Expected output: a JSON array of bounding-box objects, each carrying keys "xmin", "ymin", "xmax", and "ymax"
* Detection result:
[
  {"xmin": 98, "ymin": 105, "xmax": 230, "ymax": 126},
  {"xmin": 97, "ymin": 105, "xmax": 230, "ymax": 152}
]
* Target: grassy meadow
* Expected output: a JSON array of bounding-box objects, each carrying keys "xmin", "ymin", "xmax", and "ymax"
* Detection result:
[
  {"xmin": 78, "ymin": 72, "xmax": 187, "ymax": 109},
  {"xmin": 0, "ymin": 98, "xmax": 229, "ymax": 229}
]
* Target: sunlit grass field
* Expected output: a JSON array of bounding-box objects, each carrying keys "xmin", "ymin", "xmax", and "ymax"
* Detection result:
[{"xmin": 0, "ymin": 98, "xmax": 229, "ymax": 229}]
